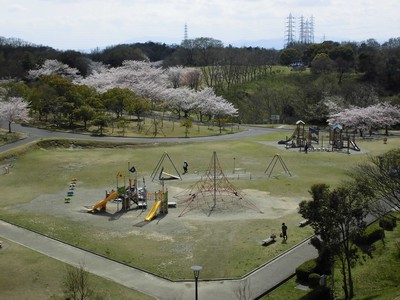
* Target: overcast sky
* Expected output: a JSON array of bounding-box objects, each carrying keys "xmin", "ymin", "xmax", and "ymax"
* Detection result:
[{"xmin": 1, "ymin": 0, "xmax": 399, "ymax": 51}]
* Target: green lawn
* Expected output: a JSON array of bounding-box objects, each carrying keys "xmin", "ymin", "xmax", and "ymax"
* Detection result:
[
  {"xmin": 0, "ymin": 238, "xmax": 154, "ymax": 300},
  {"xmin": 1, "ymin": 131, "xmax": 399, "ymax": 297},
  {"xmin": 0, "ymin": 128, "xmax": 26, "ymax": 146}
]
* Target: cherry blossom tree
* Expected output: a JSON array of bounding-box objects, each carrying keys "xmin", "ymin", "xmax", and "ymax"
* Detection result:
[
  {"xmin": 327, "ymin": 102, "xmax": 400, "ymax": 136},
  {"xmin": 77, "ymin": 60, "xmax": 238, "ymax": 124},
  {"xmin": 194, "ymin": 87, "xmax": 238, "ymax": 122},
  {"xmin": 180, "ymin": 68, "xmax": 202, "ymax": 91},
  {"xmin": 0, "ymin": 97, "xmax": 31, "ymax": 133},
  {"xmin": 167, "ymin": 66, "xmax": 184, "ymax": 88},
  {"xmin": 28, "ymin": 59, "xmax": 82, "ymax": 81},
  {"xmin": 162, "ymin": 87, "xmax": 197, "ymax": 119},
  {"xmin": 77, "ymin": 60, "xmax": 169, "ymax": 102}
]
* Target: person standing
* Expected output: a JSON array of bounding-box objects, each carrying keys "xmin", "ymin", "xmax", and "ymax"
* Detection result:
[
  {"xmin": 183, "ymin": 161, "xmax": 188, "ymax": 174},
  {"xmin": 281, "ymin": 222, "xmax": 288, "ymax": 241}
]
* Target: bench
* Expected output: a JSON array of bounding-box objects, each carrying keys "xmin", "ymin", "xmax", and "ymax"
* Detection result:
[
  {"xmin": 262, "ymin": 237, "xmax": 276, "ymax": 246},
  {"xmin": 299, "ymin": 219, "xmax": 310, "ymax": 227},
  {"xmin": 168, "ymin": 202, "xmax": 177, "ymax": 208}
]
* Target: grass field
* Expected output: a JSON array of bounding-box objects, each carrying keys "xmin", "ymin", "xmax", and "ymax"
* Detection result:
[
  {"xmin": 32, "ymin": 116, "xmax": 241, "ymax": 138},
  {"xmin": 1, "ymin": 130, "xmax": 399, "ymax": 298},
  {"xmin": 0, "ymin": 238, "xmax": 154, "ymax": 300},
  {"xmin": 0, "ymin": 128, "xmax": 26, "ymax": 146}
]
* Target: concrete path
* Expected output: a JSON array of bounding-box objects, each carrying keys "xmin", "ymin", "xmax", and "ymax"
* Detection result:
[
  {"xmin": 0, "ymin": 122, "xmax": 317, "ymax": 299},
  {"xmin": 0, "ymin": 220, "xmax": 317, "ymax": 299}
]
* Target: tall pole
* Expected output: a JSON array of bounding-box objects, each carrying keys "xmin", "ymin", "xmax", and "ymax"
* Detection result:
[{"xmin": 213, "ymin": 152, "xmax": 216, "ymax": 208}]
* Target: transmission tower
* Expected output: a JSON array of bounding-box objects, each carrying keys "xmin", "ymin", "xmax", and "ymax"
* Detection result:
[
  {"xmin": 308, "ymin": 16, "xmax": 315, "ymax": 44},
  {"xmin": 298, "ymin": 15, "xmax": 315, "ymax": 44},
  {"xmin": 184, "ymin": 23, "xmax": 188, "ymax": 41},
  {"xmin": 299, "ymin": 15, "xmax": 305, "ymax": 44},
  {"xmin": 284, "ymin": 13, "xmax": 296, "ymax": 48}
]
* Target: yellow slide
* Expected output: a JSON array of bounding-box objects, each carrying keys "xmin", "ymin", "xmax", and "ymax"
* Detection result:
[
  {"xmin": 87, "ymin": 191, "xmax": 118, "ymax": 212},
  {"xmin": 145, "ymin": 201, "xmax": 162, "ymax": 221}
]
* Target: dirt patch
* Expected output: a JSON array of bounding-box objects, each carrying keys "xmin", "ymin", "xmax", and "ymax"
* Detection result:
[{"xmin": 11, "ymin": 179, "xmax": 305, "ymax": 237}]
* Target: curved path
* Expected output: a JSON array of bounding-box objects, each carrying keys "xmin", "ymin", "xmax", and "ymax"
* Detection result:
[{"xmin": 0, "ymin": 121, "xmax": 316, "ymax": 299}]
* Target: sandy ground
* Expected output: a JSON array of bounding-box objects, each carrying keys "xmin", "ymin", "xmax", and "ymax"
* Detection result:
[{"xmin": 11, "ymin": 175, "xmax": 304, "ymax": 237}]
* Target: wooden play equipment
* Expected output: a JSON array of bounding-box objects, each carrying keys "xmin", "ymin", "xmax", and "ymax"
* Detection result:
[
  {"xmin": 284, "ymin": 120, "xmax": 319, "ymax": 151},
  {"xmin": 174, "ymin": 151, "xmax": 263, "ymax": 217},
  {"xmin": 329, "ymin": 123, "xmax": 360, "ymax": 152}
]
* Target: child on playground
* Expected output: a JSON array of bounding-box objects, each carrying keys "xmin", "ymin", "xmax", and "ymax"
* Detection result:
[{"xmin": 183, "ymin": 161, "xmax": 188, "ymax": 174}]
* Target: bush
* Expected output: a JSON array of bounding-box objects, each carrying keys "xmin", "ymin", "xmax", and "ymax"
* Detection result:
[
  {"xmin": 379, "ymin": 216, "xmax": 397, "ymax": 231},
  {"xmin": 300, "ymin": 286, "xmax": 330, "ymax": 300},
  {"xmin": 356, "ymin": 223, "xmax": 385, "ymax": 245},
  {"xmin": 296, "ymin": 259, "xmax": 318, "ymax": 283},
  {"xmin": 308, "ymin": 273, "xmax": 320, "ymax": 288}
]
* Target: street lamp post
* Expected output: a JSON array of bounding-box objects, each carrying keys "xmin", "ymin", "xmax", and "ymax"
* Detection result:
[{"xmin": 191, "ymin": 265, "xmax": 202, "ymax": 300}]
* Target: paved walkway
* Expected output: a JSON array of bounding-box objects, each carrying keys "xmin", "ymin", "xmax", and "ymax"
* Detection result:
[
  {"xmin": 0, "ymin": 220, "xmax": 317, "ymax": 299},
  {"xmin": 0, "ymin": 122, "xmax": 317, "ymax": 299}
]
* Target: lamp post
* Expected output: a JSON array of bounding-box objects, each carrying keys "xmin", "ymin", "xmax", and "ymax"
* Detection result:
[{"xmin": 191, "ymin": 265, "xmax": 202, "ymax": 300}]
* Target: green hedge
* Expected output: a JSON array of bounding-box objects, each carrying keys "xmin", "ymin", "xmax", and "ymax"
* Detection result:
[
  {"xmin": 296, "ymin": 259, "xmax": 318, "ymax": 283},
  {"xmin": 356, "ymin": 223, "xmax": 385, "ymax": 245},
  {"xmin": 308, "ymin": 273, "xmax": 321, "ymax": 288},
  {"xmin": 379, "ymin": 216, "xmax": 397, "ymax": 231},
  {"xmin": 300, "ymin": 286, "xmax": 331, "ymax": 300}
]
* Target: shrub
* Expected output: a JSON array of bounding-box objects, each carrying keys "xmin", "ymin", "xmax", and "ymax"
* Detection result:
[
  {"xmin": 300, "ymin": 286, "xmax": 330, "ymax": 300},
  {"xmin": 296, "ymin": 259, "xmax": 318, "ymax": 283},
  {"xmin": 379, "ymin": 216, "xmax": 397, "ymax": 231},
  {"xmin": 355, "ymin": 223, "xmax": 385, "ymax": 245},
  {"xmin": 308, "ymin": 273, "xmax": 320, "ymax": 288}
]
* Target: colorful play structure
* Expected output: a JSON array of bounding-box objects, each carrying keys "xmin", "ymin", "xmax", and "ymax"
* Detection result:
[
  {"xmin": 65, "ymin": 178, "xmax": 78, "ymax": 203},
  {"xmin": 86, "ymin": 163, "xmax": 148, "ymax": 213},
  {"xmin": 144, "ymin": 191, "xmax": 172, "ymax": 221},
  {"xmin": 86, "ymin": 155, "xmax": 179, "ymax": 221}
]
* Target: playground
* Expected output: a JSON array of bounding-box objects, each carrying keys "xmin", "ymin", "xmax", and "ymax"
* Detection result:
[{"xmin": 1, "ymin": 131, "xmax": 399, "ymax": 281}]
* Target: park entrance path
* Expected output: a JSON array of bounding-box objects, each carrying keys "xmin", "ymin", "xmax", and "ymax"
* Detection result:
[{"xmin": 0, "ymin": 220, "xmax": 317, "ymax": 299}]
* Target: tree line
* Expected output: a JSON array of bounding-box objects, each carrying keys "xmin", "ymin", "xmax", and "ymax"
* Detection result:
[{"xmin": 0, "ymin": 35, "xmax": 400, "ymax": 126}]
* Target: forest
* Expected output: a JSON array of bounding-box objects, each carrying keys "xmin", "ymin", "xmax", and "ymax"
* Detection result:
[{"xmin": 0, "ymin": 35, "xmax": 399, "ymax": 128}]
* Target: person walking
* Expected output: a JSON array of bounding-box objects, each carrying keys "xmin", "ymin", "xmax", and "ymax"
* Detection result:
[{"xmin": 281, "ymin": 222, "xmax": 288, "ymax": 241}]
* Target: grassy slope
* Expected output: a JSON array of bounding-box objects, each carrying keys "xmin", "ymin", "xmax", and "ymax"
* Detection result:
[{"xmin": 0, "ymin": 238, "xmax": 154, "ymax": 300}]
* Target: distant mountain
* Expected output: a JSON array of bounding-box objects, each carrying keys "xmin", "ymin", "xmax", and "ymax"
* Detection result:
[{"xmin": 122, "ymin": 36, "xmax": 285, "ymax": 50}]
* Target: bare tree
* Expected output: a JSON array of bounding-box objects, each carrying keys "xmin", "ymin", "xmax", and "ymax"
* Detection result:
[
  {"xmin": 63, "ymin": 263, "xmax": 92, "ymax": 300},
  {"xmin": 349, "ymin": 149, "xmax": 400, "ymax": 216}
]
